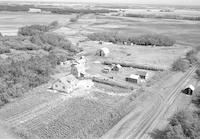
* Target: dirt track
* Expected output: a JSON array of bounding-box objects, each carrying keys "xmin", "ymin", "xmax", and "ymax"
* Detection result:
[{"xmin": 101, "ymin": 66, "xmax": 197, "ymax": 139}]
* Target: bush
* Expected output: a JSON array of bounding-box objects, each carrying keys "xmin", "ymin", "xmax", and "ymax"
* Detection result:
[
  {"xmin": 30, "ymin": 32, "xmax": 81, "ymax": 53},
  {"xmin": 18, "ymin": 24, "xmax": 50, "ymax": 36},
  {"xmin": 70, "ymin": 17, "xmax": 78, "ymax": 22},
  {"xmin": 196, "ymin": 69, "xmax": 200, "ymax": 80},
  {"xmin": 0, "ymin": 47, "xmax": 10, "ymax": 54},
  {"xmin": 186, "ymin": 50, "xmax": 198, "ymax": 64},
  {"xmin": 151, "ymin": 110, "xmax": 200, "ymax": 139},
  {"xmin": 48, "ymin": 21, "xmax": 59, "ymax": 28},
  {"xmin": 172, "ymin": 58, "xmax": 190, "ymax": 72}
]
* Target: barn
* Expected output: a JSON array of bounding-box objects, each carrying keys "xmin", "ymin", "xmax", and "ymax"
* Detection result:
[
  {"xmin": 136, "ymin": 71, "xmax": 148, "ymax": 79},
  {"xmin": 52, "ymin": 75, "xmax": 78, "ymax": 93},
  {"xmin": 182, "ymin": 85, "xmax": 195, "ymax": 95},
  {"xmin": 28, "ymin": 8, "xmax": 42, "ymax": 13},
  {"xmin": 125, "ymin": 74, "xmax": 140, "ymax": 83},
  {"xmin": 96, "ymin": 47, "xmax": 110, "ymax": 57}
]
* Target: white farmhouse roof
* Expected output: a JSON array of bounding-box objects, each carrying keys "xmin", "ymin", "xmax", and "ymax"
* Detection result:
[
  {"xmin": 59, "ymin": 74, "xmax": 78, "ymax": 85},
  {"xmin": 188, "ymin": 85, "xmax": 195, "ymax": 91},
  {"xmin": 130, "ymin": 74, "xmax": 140, "ymax": 80}
]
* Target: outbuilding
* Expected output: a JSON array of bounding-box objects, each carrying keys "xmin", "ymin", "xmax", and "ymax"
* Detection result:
[
  {"xmin": 182, "ymin": 85, "xmax": 195, "ymax": 95},
  {"xmin": 136, "ymin": 71, "xmax": 149, "ymax": 80},
  {"xmin": 96, "ymin": 47, "xmax": 110, "ymax": 57},
  {"xmin": 52, "ymin": 75, "xmax": 78, "ymax": 93},
  {"xmin": 112, "ymin": 64, "xmax": 122, "ymax": 71},
  {"xmin": 102, "ymin": 67, "xmax": 111, "ymax": 74},
  {"xmin": 126, "ymin": 74, "xmax": 140, "ymax": 84},
  {"xmin": 28, "ymin": 8, "xmax": 42, "ymax": 13}
]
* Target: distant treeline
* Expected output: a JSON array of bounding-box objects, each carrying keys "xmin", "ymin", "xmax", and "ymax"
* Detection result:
[
  {"xmin": 126, "ymin": 13, "xmax": 200, "ymax": 21},
  {"xmin": 0, "ymin": 4, "xmax": 34, "ymax": 12},
  {"xmin": 0, "ymin": 4, "xmax": 116, "ymax": 14},
  {"xmin": 88, "ymin": 32, "xmax": 175, "ymax": 46}
]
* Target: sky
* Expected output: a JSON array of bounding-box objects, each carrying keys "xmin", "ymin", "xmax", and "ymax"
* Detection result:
[{"xmin": 1, "ymin": 0, "xmax": 200, "ymax": 5}]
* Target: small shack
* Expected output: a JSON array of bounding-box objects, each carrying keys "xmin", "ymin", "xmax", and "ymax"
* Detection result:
[
  {"xmin": 112, "ymin": 64, "xmax": 122, "ymax": 71},
  {"xmin": 52, "ymin": 75, "xmax": 78, "ymax": 93},
  {"xmin": 136, "ymin": 71, "xmax": 148, "ymax": 79},
  {"xmin": 96, "ymin": 47, "xmax": 110, "ymax": 57},
  {"xmin": 28, "ymin": 8, "xmax": 42, "ymax": 13},
  {"xmin": 182, "ymin": 85, "xmax": 195, "ymax": 95},
  {"xmin": 126, "ymin": 74, "xmax": 140, "ymax": 84},
  {"xmin": 102, "ymin": 67, "xmax": 111, "ymax": 74}
]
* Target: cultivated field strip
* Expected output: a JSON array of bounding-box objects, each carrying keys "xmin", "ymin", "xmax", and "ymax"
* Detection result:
[
  {"xmin": 21, "ymin": 100, "xmax": 69, "ymax": 131},
  {"xmin": 128, "ymin": 66, "xmax": 197, "ymax": 139},
  {"xmin": 4, "ymin": 96, "xmax": 67, "ymax": 127}
]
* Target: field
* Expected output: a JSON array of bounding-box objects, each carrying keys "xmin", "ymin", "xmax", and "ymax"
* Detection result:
[
  {"xmin": 0, "ymin": 12, "xmax": 72, "ymax": 36},
  {"xmin": 0, "ymin": 3, "xmax": 200, "ymax": 139}
]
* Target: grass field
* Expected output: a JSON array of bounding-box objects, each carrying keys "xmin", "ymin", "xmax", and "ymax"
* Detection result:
[{"xmin": 0, "ymin": 12, "xmax": 72, "ymax": 36}]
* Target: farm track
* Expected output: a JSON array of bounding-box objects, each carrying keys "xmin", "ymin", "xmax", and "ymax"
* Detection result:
[
  {"xmin": 101, "ymin": 66, "xmax": 197, "ymax": 139},
  {"xmin": 127, "ymin": 66, "xmax": 198, "ymax": 139}
]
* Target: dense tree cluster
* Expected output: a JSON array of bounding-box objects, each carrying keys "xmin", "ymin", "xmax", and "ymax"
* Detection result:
[
  {"xmin": 88, "ymin": 32, "xmax": 175, "ymax": 46},
  {"xmin": 0, "ymin": 23, "xmax": 82, "ymax": 106},
  {"xmin": 0, "ymin": 54, "xmax": 58, "ymax": 106},
  {"xmin": 18, "ymin": 24, "xmax": 51, "ymax": 36},
  {"xmin": 0, "ymin": 24, "xmax": 81, "ymax": 54}
]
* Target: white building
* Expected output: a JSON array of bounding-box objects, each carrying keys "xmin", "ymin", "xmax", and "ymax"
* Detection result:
[
  {"xmin": 96, "ymin": 47, "xmax": 110, "ymax": 57},
  {"xmin": 126, "ymin": 74, "xmax": 140, "ymax": 84},
  {"xmin": 136, "ymin": 71, "xmax": 149, "ymax": 80},
  {"xmin": 52, "ymin": 75, "xmax": 78, "ymax": 93},
  {"xmin": 28, "ymin": 8, "xmax": 42, "ymax": 13}
]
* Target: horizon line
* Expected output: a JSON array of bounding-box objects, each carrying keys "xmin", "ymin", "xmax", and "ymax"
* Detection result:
[{"xmin": 1, "ymin": 1, "xmax": 200, "ymax": 6}]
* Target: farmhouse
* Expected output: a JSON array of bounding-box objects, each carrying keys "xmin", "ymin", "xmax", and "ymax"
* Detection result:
[
  {"xmin": 96, "ymin": 47, "xmax": 110, "ymax": 57},
  {"xmin": 126, "ymin": 74, "xmax": 140, "ymax": 83},
  {"xmin": 52, "ymin": 75, "xmax": 78, "ymax": 93},
  {"xmin": 71, "ymin": 63, "xmax": 86, "ymax": 78},
  {"xmin": 182, "ymin": 85, "xmax": 195, "ymax": 95},
  {"xmin": 136, "ymin": 71, "xmax": 148, "ymax": 79},
  {"xmin": 28, "ymin": 8, "xmax": 42, "ymax": 13}
]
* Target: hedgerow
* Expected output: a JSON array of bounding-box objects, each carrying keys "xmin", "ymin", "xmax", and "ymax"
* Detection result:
[
  {"xmin": 88, "ymin": 32, "xmax": 175, "ymax": 46},
  {"xmin": 126, "ymin": 13, "xmax": 200, "ymax": 21}
]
